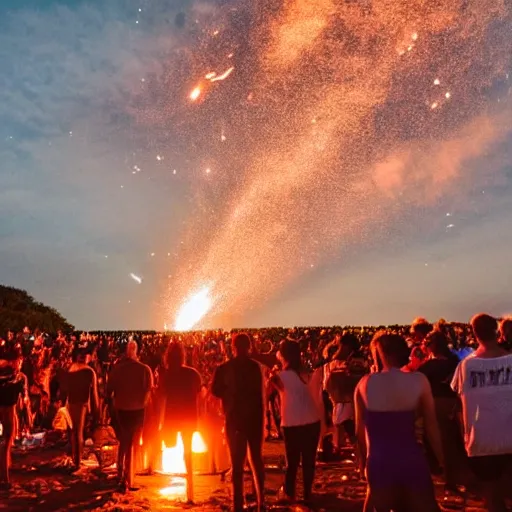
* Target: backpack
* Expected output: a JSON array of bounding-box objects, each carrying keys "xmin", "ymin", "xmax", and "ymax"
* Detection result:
[{"xmin": 326, "ymin": 356, "xmax": 366, "ymax": 404}]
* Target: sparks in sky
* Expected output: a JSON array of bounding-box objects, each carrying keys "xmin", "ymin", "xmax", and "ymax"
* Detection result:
[
  {"xmin": 164, "ymin": 0, "xmax": 510, "ymax": 329},
  {"xmin": 174, "ymin": 287, "xmax": 213, "ymax": 331}
]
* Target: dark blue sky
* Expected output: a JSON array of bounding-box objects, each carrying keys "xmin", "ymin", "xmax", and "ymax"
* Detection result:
[{"xmin": 0, "ymin": 0, "xmax": 511, "ymax": 330}]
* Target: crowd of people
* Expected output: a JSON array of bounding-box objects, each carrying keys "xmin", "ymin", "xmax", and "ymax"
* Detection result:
[{"xmin": 0, "ymin": 315, "xmax": 512, "ymax": 511}]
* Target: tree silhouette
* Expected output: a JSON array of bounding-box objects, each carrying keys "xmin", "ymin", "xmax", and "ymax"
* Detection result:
[{"xmin": 0, "ymin": 285, "xmax": 74, "ymax": 335}]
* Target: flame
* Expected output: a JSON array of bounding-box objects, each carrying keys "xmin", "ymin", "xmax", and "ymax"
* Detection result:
[
  {"xmin": 161, "ymin": 432, "xmax": 207, "ymax": 475},
  {"xmin": 174, "ymin": 286, "xmax": 212, "ymax": 331}
]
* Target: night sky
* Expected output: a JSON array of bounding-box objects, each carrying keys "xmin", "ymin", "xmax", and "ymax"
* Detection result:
[{"xmin": 1, "ymin": 0, "xmax": 511, "ymax": 330}]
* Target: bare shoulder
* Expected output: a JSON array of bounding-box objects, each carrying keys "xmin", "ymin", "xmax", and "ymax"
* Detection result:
[
  {"xmin": 355, "ymin": 373, "xmax": 370, "ymax": 395},
  {"xmin": 412, "ymin": 370, "xmax": 431, "ymax": 389}
]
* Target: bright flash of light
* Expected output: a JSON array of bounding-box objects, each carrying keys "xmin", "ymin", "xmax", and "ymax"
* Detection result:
[
  {"xmin": 161, "ymin": 432, "xmax": 207, "ymax": 475},
  {"xmin": 189, "ymin": 86, "xmax": 201, "ymax": 101},
  {"xmin": 174, "ymin": 287, "xmax": 212, "ymax": 331},
  {"xmin": 130, "ymin": 273, "xmax": 142, "ymax": 284}
]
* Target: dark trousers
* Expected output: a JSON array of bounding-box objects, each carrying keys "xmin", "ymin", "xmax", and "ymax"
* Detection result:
[
  {"xmin": 225, "ymin": 423, "xmax": 265, "ymax": 512},
  {"xmin": 266, "ymin": 391, "xmax": 281, "ymax": 437},
  {"xmin": 0, "ymin": 406, "xmax": 16, "ymax": 484},
  {"xmin": 282, "ymin": 421, "xmax": 321, "ymax": 501},
  {"xmin": 115, "ymin": 409, "xmax": 145, "ymax": 487}
]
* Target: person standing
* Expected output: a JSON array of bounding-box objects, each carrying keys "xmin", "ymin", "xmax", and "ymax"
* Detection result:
[
  {"xmin": 107, "ymin": 340, "xmax": 153, "ymax": 491},
  {"xmin": 354, "ymin": 331, "xmax": 442, "ymax": 512},
  {"xmin": 0, "ymin": 342, "xmax": 30, "ymax": 490},
  {"xmin": 451, "ymin": 314, "xmax": 512, "ymax": 512},
  {"xmin": 269, "ymin": 339, "xmax": 321, "ymax": 506},
  {"xmin": 158, "ymin": 340, "xmax": 202, "ymax": 503},
  {"xmin": 212, "ymin": 333, "xmax": 266, "ymax": 512},
  {"xmin": 418, "ymin": 330, "xmax": 464, "ymax": 490},
  {"xmin": 324, "ymin": 333, "xmax": 365, "ymax": 450},
  {"xmin": 62, "ymin": 347, "xmax": 99, "ymax": 471}
]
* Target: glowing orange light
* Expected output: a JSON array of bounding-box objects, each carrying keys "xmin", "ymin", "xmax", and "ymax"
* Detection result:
[
  {"xmin": 190, "ymin": 87, "xmax": 201, "ymax": 101},
  {"xmin": 174, "ymin": 287, "xmax": 212, "ymax": 331},
  {"xmin": 161, "ymin": 432, "xmax": 207, "ymax": 475}
]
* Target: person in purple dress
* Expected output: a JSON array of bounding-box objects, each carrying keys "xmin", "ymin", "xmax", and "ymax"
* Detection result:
[{"xmin": 354, "ymin": 331, "xmax": 443, "ymax": 512}]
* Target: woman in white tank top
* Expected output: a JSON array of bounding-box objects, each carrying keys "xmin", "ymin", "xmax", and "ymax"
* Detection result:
[{"xmin": 270, "ymin": 340, "xmax": 321, "ymax": 505}]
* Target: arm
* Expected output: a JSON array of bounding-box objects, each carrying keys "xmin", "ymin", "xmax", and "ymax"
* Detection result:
[
  {"xmin": 105, "ymin": 367, "xmax": 114, "ymax": 406},
  {"xmin": 419, "ymin": 374, "xmax": 444, "ymax": 468},
  {"xmin": 211, "ymin": 366, "xmax": 224, "ymax": 399},
  {"xmin": 90, "ymin": 370, "xmax": 100, "ymax": 423},
  {"xmin": 21, "ymin": 373, "xmax": 33, "ymax": 430},
  {"xmin": 268, "ymin": 372, "xmax": 283, "ymax": 393},
  {"xmin": 354, "ymin": 377, "xmax": 367, "ymax": 475}
]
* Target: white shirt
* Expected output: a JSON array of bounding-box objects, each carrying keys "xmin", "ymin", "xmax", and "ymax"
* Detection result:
[
  {"xmin": 278, "ymin": 370, "xmax": 321, "ymax": 427},
  {"xmin": 451, "ymin": 353, "xmax": 512, "ymax": 457}
]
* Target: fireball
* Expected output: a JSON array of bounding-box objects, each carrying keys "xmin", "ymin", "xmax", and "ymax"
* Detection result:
[{"xmin": 174, "ymin": 286, "xmax": 212, "ymax": 331}]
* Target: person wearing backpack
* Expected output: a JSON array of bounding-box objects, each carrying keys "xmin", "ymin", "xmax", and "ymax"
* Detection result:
[{"xmin": 324, "ymin": 333, "xmax": 366, "ymax": 451}]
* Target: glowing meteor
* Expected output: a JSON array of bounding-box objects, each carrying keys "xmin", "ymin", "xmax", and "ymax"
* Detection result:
[
  {"xmin": 189, "ymin": 86, "xmax": 201, "ymax": 101},
  {"xmin": 130, "ymin": 273, "xmax": 142, "ymax": 284},
  {"xmin": 174, "ymin": 287, "xmax": 212, "ymax": 331}
]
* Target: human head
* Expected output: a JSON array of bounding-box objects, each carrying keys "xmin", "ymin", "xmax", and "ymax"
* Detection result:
[
  {"xmin": 277, "ymin": 339, "xmax": 302, "ymax": 372},
  {"xmin": 232, "ymin": 333, "xmax": 251, "ymax": 357},
  {"xmin": 126, "ymin": 339, "xmax": 138, "ymax": 359},
  {"xmin": 75, "ymin": 348, "xmax": 89, "ymax": 364},
  {"xmin": 499, "ymin": 317, "xmax": 512, "ymax": 345},
  {"xmin": 338, "ymin": 333, "xmax": 359, "ymax": 359},
  {"xmin": 471, "ymin": 313, "xmax": 498, "ymax": 345},
  {"xmin": 165, "ymin": 341, "xmax": 184, "ymax": 369},
  {"xmin": 371, "ymin": 331, "xmax": 409, "ymax": 371},
  {"xmin": 424, "ymin": 330, "xmax": 452, "ymax": 359},
  {"xmin": 0, "ymin": 341, "xmax": 22, "ymax": 369},
  {"xmin": 410, "ymin": 318, "xmax": 433, "ymax": 343}
]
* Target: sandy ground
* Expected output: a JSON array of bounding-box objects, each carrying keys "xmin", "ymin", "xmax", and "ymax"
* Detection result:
[{"xmin": 0, "ymin": 441, "xmax": 488, "ymax": 512}]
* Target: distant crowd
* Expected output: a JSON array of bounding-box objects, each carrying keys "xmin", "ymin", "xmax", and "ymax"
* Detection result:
[{"xmin": 1, "ymin": 316, "xmax": 512, "ymax": 512}]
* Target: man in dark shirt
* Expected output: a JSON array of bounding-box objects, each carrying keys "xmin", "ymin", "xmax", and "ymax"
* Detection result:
[
  {"xmin": 212, "ymin": 333, "xmax": 265, "ymax": 512},
  {"xmin": 107, "ymin": 340, "xmax": 153, "ymax": 491}
]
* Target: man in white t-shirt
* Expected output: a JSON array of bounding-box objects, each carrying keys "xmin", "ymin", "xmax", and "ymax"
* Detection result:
[{"xmin": 451, "ymin": 313, "xmax": 512, "ymax": 512}]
